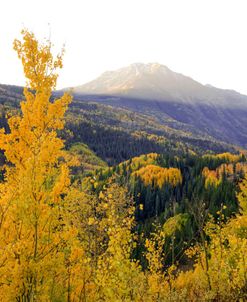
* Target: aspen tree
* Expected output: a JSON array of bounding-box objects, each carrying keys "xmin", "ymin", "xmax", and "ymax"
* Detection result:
[{"xmin": 0, "ymin": 30, "xmax": 72, "ymax": 301}]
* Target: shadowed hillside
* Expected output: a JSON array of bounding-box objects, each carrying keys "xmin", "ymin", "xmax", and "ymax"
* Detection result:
[{"xmin": 69, "ymin": 63, "xmax": 247, "ymax": 148}]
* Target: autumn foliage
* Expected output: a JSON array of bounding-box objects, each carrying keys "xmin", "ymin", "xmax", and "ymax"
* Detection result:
[
  {"xmin": 0, "ymin": 29, "xmax": 72, "ymax": 301},
  {"xmin": 0, "ymin": 30, "xmax": 246, "ymax": 301},
  {"xmin": 133, "ymin": 164, "xmax": 182, "ymax": 188}
]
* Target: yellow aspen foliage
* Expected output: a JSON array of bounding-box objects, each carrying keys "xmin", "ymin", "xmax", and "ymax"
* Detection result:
[
  {"xmin": 133, "ymin": 164, "xmax": 182, "ymax": 188},
  {"xmin": 0, "ymin": 30, "xmax": 72, "ymax": 301},
  {"xmin": 203, "ymin": 162, "xmax": 247, "ymax": 189},
  {"xmin": 0, "ymin": 30, "xmax": 246, "ymax": 302},
  {"xmin": 63, "ymin": 181, "xmax": 146, "ymax": 301},
  {"xmin": 215, "ymin": 152, "xmax": 241, "ymax": 162},
  {"xmin": 61, "ymin": 188, "xmax": 97, "ymax": 302},
  {"xmin": 210, "ymin": 162, "xmax": 247, "ymax": 180},
  {"xmin": 203, "ymin": 152, "xmax": 241, "ymax": 163},
  {"xmin": 143, "ymin": 225, "xmax": 180, "ymax": 302},
  {"xmin": 174, "ymin": 207, "xmax": 247, "ymax": 301},
  {"xmin": 202, "ymin": 167, "xmax": 221, "ymax": 188},
  {"xmin": 172, "ymin": 174, "xmax": 247, "ymax": 301},
  {"xmin": 94, "ymin": 182, "xmax": 145, "ymax": 301},
  {"xmin": 119, "ymin": 153, "xmax": 159, "ymax": 172},
  {"xmin": 144, "ymin": 227, "xmax": 166, "ymax": 299}
]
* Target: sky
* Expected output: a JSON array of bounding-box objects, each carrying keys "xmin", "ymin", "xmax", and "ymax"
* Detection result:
[{"xmin": 1, "ymin": 0, "xmax": 247, "ymax": 93}]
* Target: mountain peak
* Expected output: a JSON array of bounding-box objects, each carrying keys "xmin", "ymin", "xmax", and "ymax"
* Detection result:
[
  {"xmin": 72, "ymin": 62, "xmax": 203, "ymax": 100},
  {"xmin": 71, "ymin": 63, "xmax": 246, "ymax": 108},
  {"xmin": 127, "ymin": 62, "xmax": 171, "ymax": 75},
  {"xmin": 101, "ymin": 62, "xmax": 170, "ymax": 77}
]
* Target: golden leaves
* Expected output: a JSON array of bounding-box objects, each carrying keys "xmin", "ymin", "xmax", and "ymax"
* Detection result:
[
  {"xmin": 0, "ymin": 29, "xmax": 73, "ymax": 301},
  {"xmin": 13, "ymin": 29, "xmax": 64, "ymax": 92},
  {"xmin": 202, "ymin": 167, "xmax": 221, "ymax": 188},
  {"xmin": 203, "ymin": 152, "xmax": 242, "ymax": 163},
  {"xmin": 133, "ymin": 164, "xmax": 182, "ymax": 188}
]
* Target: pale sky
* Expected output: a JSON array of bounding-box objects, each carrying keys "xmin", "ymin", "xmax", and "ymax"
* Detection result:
[{"xmin": 1, "ymin": 0, "xmax": 247, "ymax": 93}]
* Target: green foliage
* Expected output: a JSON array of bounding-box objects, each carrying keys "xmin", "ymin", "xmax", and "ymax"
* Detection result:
[
  {"xmin": 0, "ymin": 30, "xmax": 246, "ymax": 302},
  {"xmin": 69, "ymin": 142, "xmax": 107, "ymax": 180},
  {"xmin": 0, "ymin": 84, "xmax": 238, "ymax": 166},
  {"xmin": 163, "ymin": 213, "xmax": 191, "ymax": 237}
]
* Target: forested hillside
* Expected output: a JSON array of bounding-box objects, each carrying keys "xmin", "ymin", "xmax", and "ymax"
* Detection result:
[
  {"xmin": 82, "ymin": 151, "xmax": 246, "ymax": 266},
  {"xmin": 0, "ymin": 30, "xmax": 246, "ymax": 302},
  {"xmin": 0, "ymin": 83, "xmax": 238, "ymax": 166},
  {"xmin": 70, "ymin": 63, "xmax": 247, "ymax": 148}
]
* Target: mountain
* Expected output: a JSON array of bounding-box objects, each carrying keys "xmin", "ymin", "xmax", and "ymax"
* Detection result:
[
  {"xmin": 72, "ymin": 63, "xmax": 247, "ymax": 107},
  {"xmin": 0, "ymin": 83, "xmax": 237, "ymax": 166},
  {"xmin": 70, "ymin": 63, "xmax": 247, "ymax": 148}
]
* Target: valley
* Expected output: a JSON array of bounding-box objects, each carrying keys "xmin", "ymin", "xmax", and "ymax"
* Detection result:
[{"xmin": 0, "ymin": 60, "xmax": 246, "ymax": 301}]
